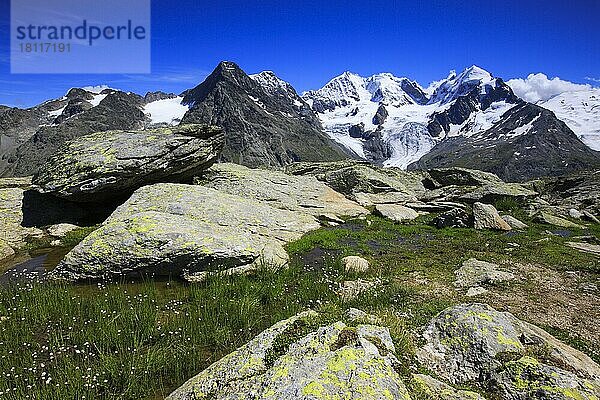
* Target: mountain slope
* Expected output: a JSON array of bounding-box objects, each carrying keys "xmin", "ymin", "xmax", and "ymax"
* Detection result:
[
  {"xmin": 408, "ymin": 103, "xmax": 600, "ymax": 181},
  {"xmin": 180, "ymin": 61, "xmax": 347, "ymax": 167}
]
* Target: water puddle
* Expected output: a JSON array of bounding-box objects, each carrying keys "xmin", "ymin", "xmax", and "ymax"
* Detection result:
[{"xmin": 0, "ymin": 246, "xmax": 72, "ymax": 285}]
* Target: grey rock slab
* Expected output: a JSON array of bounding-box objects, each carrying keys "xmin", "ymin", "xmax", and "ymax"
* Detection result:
[
  {"xmin": 33, "ymin": 124, "xmax": 224, "ymax": 202},
  {"xmin": 501, "ymin": 215, "xmax": 528, "ymax": 230},
  {"xmin": 374, "ymin": 204, "xmax": 419, "ymax": 222},
  {"xmin": 197, "ymin": 163, "xmax": 367, "ymax": 219}
]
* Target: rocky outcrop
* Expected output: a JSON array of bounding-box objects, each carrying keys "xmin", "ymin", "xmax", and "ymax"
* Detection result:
[
  {"xmin": 49, "ymin": 184, "xmax": 321, "ymax": 281},
  {"xmin": 167, "ymin": 312, "xmax": 412, "ymax": 400},
  {"xmin": 473, "ymin": 202, "xmax": 512, "ymax": 231},
  {"xmin": 33, "ymin": 124, "xmax": 224, "ymax": 202},
  {"xmin": 417, "ymin": 303, "xmax": 600, "ymax": 399},
  {"xmin": 197, "ymin": 163, "xmax": 367, "ymax": 219},
  {"xmin": 372, "ymin": 104, "xmax": 388, "ymax": 126},
  {"xmin": 431, "ymin": 208, "xmax": 471, "ymax": 229}
]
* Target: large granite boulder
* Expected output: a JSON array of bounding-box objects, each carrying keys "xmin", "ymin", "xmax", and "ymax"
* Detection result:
[
  {"xmin": 417, "ymin": 303, "xmax": 600, "ymax": 399},
  {"xmin": 33, "ymin": 124, "xmax": 224, "ymax": 202},
  {"xmin": 49, "ymin": 183, "xmax": 320, "ymax": 281},
  {"xmin": 197, "ymin": 163, "xmax": 368, "ymax": 219},
  {"xmin": 167, "ymin": 312, "xmax": 413, "ymax": 400}
]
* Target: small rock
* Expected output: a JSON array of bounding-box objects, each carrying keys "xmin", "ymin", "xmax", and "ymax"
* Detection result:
[
  {"xmin": 338, "ymin": 279, "xmax": 380, "ymax": 301},
  {"xmin": 454, "ymin": 258, "xmax": 515, "ymax": 288},
  {"xmin": 374, "ymin": 204, "xmax": 419, "ymax": 222},
  {"xmin": 535, "ymin": 212, "xmax": 584, "ymax": 229},
  {"xmin": 569, "ymin": 208, "xmax": 583, "ymax": 219},
  {"xmin": 431, "ymin": 208, "xmax": 471, "ymax": 229},
  {"xmin": 341, "ymin": 255, "xmax": 370, "ymax": 273},
  {"xmin": 466, "ymin": 286, "xmax": 488, "ymax": 297},
  {"xmin": 566, "ymin": 242, "xmax": 600, "ymax": 256},
  {"xmin": 47, "ymin": 223, "xmax": 80, "ymax": 238},
  {"xmin": 344, "ymin": 308, "xmax": 379, "ymax": 324},
  {"xmin": 473, "ymin": 202, "xmax": 511, "ymax": 231},
  {"xmin": 501, "ymin": 215, "xmax": 528, "ymax": 230}
]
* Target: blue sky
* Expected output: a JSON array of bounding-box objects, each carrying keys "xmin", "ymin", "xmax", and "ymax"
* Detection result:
[{"xmin": 0, "ymin": 0, "xmax": 598, "ymax": 107}]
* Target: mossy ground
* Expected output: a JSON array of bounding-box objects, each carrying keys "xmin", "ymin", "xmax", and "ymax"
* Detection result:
[{"xmin": 0, "ymin": 211, "xmax": 598, "ymax": 399}]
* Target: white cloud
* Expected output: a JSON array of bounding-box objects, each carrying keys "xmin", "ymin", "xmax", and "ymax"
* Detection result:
[
  {"xmin": 507, "ymin": 73, "xmax": 591, "ymax": 103},
  {"xmin": 585, "ymin": 76, "xmax": 600, "ymax": 83}
]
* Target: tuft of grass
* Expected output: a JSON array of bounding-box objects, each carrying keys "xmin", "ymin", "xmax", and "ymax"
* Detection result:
[{"xmin": 60, "ymin": 226, "xmax": 100, "ymax": 247}]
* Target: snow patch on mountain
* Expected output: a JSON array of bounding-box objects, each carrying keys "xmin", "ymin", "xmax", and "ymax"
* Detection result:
[
  {"xmin": 428, "ymin": 65, "xmax": 496, "ymax": 104},
  {"xmin": 143, "ymin": 97, "xmax": 188, "ymax": 125},
  {"xmin": 539, "ymin": 88, "xmax": 600, "ymax": 150}
]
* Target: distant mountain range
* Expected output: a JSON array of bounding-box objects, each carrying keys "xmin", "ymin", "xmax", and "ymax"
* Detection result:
[{"xmin": 0, "ymin": 61, "xmax": 598, "ymax": 181}]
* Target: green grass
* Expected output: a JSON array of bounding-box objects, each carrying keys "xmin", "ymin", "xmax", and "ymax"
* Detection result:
[{"xmin": 0, "ymin": 213, "xmax": 598, "ymax": 399}]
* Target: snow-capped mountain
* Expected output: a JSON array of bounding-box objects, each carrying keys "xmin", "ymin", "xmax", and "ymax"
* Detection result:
[
  {"xmin": 301, "ymin": 65, "xmax": 521, "ymax": 168},
  {"xmin": 538, "ymin": 88, "xmax": 600, "ymax": 151}
]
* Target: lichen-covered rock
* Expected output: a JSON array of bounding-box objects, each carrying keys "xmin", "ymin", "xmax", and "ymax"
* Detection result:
[
  {"xmin": 33, "ymin": 124, "xmax": 224, "ymax": 202},
  {"xmin": 496, "ymin": 356, "xmax": 600, "ymax": 400},
  {"xmin": 197, "ymin": 163, "xmax": 367, "ymax": 219},
  {"xmin": 412, "ymin": 374, "xmax": 486, "ymax": 399},
  {"xmin": 342, "ymin": 256, "xmax": 370, "ymax": 273},
  {"xmin": 50, "ymin": 184, "xmax": 320, "ymax": 281},
  {"xmin": 167, "ymin": 312, "xmax": 412, "ymax": 400},
  {"xmin": 417, "ymin": 303, "xmax": 600, "ymax": 398},
  {"xmin": 501, "ymin": 215, "xmax": 528, "ymax": 230},
  {"xmin": 535, "ymin": 212, "xmax": 584, "ymax": 229},
  {"xmin": 473, "ymin": 203, "xmax": 512, "ymax": 231},
  {"xmin": 374, "ymin": 204, "xmax": 419, "ymax": 222},
  {"xmin": 454, "ymin": 259, "xmax": 515, "ymax": 288}
]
